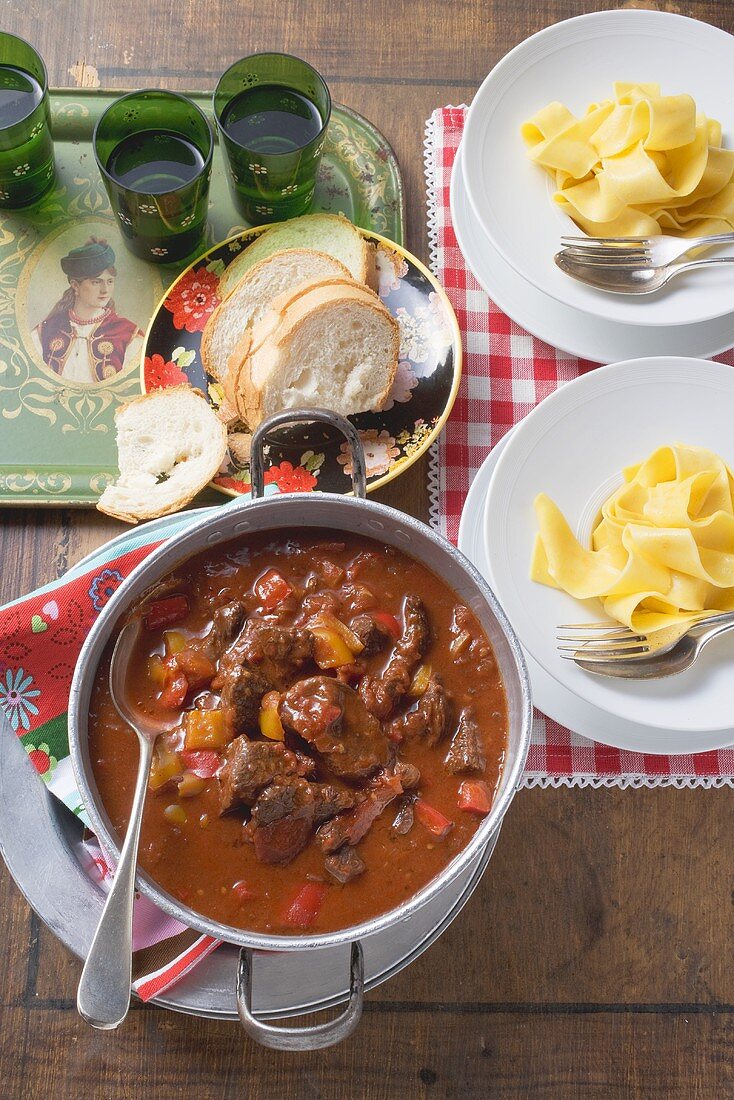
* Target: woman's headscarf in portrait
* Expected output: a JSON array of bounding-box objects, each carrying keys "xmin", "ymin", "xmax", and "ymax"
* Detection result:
[{"xmin": 46, "ymin": 237, "xmax": 118, "ymax": 319}]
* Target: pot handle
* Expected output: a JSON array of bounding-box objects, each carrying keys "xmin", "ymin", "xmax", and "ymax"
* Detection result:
[
  {"xmin": 250, "ymin": 408, "xmax": 367, "ymax": 500},
  {"xmin": 236, "ymin": 941, "xmax": 364, "ymax": 1051}
]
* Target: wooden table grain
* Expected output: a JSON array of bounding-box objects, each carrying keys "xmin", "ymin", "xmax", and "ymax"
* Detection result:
[{"xmin": 1, "ymin": 2, "xmax": 734, "ymax": 1096}]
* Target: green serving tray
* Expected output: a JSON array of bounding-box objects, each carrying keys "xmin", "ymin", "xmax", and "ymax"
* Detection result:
[{"xmin": 0, "ymin": 89, "xmax": 404, "ymax": 507}]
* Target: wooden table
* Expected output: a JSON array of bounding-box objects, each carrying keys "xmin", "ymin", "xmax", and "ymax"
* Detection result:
[{"xmin": 2, "ymin": 2, "xmax": 733, "ymax": 1095}]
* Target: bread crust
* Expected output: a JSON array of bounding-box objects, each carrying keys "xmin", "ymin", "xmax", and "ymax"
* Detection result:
[
  {"xmin": 96, "ymin": 385, "xmax": 227, "ymax": 524},
  {"xmin": 218, "ymin": 213, "xmax": 370, "ymax": 298}
]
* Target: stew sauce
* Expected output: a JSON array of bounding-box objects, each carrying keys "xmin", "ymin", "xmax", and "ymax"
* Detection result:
[{"xmin": 89, "ymin": 531, "xmax": 507, "ymax": 935}]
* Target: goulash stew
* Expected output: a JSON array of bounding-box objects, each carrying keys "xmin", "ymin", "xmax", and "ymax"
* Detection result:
[{"xmin": 89, "ymin": 531, "xmax": 508, "ymax": 935}]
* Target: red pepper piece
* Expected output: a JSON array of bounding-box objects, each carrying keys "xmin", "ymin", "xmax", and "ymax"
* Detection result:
[
  {"xmin": 158, "ymin": 671, "xmax": 189, "ymax": 710},
  {"xmin": 415, "ymin": 799, "xmax": 454, "ymax": 840},
  {"xmin": 282, "ymin": 882, "xmax": 329, "ymax": 928},
  {"xmin": 144, "ymin": 595, "xmax": 190, "ymax": 631},
  {"xmin": 179, "ymin": 749, "xmax": 222, "ymax": 778},
  {"xmin": 232, "ymin": 880, "xmax": 258, "ymax": 904},
  {"xmin": 372, "ymin": 610, "xmax": 401, "ymax": 641},
  {"xmin": 254, "ymin": 568, "xmax": 293, "ymax": 610},
  {"xmin": 175, "ymin": 649, "xmax": 216, "ymax": 691},
  {"xmin": 457, "ymin": 779, "xmax": 492, "ymax": 816}
]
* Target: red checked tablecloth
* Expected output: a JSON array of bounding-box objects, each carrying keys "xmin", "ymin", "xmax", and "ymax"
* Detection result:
[{"xmin": 424, "ymin": 105, "xmax": 734, "ymax": 788}]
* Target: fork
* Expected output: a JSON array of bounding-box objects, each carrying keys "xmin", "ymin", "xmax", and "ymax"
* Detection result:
[
  {"xmin": 559, "ymin": 232, "xmax": 734, "ymax": 269},
  {"xmin": 556, "ymin": 611, "xmax": 734, "ymax": 679}
]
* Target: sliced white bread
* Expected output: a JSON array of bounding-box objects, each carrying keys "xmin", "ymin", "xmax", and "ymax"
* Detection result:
[
  {"xmin": 201, "ymin": 247, "xmax": 350, "ymax": 388},
  {"xmin": 218, "ymin": 213, "xmax": 373, "ymax": 299},
  {"xmin": 224, "ymin": 277, "xmax": 399, "ymax": 430},
  {"xmin": 97, "ymin": 386, "xmax": 227, "ymax": 524}
]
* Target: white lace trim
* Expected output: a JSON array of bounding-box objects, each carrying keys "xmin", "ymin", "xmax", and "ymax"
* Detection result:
[
  {"xmin": 423, "ymin": 106, "xmax": 732, "ymax": 791},
  {"xmin": 520, "ymin": 774, "xmax": 734, "ymax": 790}
]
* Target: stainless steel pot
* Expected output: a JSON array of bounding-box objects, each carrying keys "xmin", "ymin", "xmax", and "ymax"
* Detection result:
[{"xmin": 68, "ymin": 410, "xmax": 532, "ymax": 1050}]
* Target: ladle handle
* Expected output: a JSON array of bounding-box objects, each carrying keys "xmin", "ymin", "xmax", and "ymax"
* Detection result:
[
  {"xmin": 250, "ymin": 408, "xmax": 367, "ymax": 500},
  {"xmin": 77, "ymin": 734, "xmax": 155, "ymax": 1029}
]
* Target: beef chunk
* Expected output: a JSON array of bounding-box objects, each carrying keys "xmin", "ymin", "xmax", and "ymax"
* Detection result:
[
  {"xmin": 359, "ymin": 596, "xmax": 430, "ymax": 719},
  {"xmin": 389, "ymin": 759, "xmax": 421, "ymax": 789},
  {"xmin": 280, "ymin": 675, "xmax": 390, "ymax": 780},
  {"xmin": 388, "ymin": 679, "xmax": 448, "ymax": 747},
  {"xmin": 249, "ymin": 776, "xmax": 316, "ymax": 864},
  {"xmin": 312, "ymin": 783, "xmax": 356, "ymax": 824},
  {"xmin": 209, "ymin": 601, "xmax": 247, "ymax": 654},
  {"xmin": 218, "ymin": 666, "xmax": 272, "ymax": 734},
  {"xmin": 396, "ymin": 595, "xmax": 430, "ymax": 665},
  {"xmin": 349, "ymin": 613, "xmax": 392, "ymax": 657},
  {"xmin": 248, "ymin": 778, "xmax": 354, "ymax": 865},
  {"xmin": 324, "ymin": 845, "xmax": 365, "ymax": 884},
  {"xmin": 251, "ymin": 776, "xmax": 314, "ymax": 827},
  {"xmin": 293, "ymin": 750, "xmax": 317, "ymax": 777},
  {"xmin": 219, "ymin": 737, "xmax": 300, "ymax": 812},
  {"xmin": 444, "ymin": 709, "xmax": 486, "ymax": 774},
  {"xmin": 252, "ymin": 810, "xmax": 313, "ymax": 864},
  {"xmin": 315, "ymin": 773, "xmax": 403, "ymax": 853},
  {"xmin": 223, "ymin": 620, "xmax": 314, "ymax": 689},
  {"xmin": 315, "ymin": 812, "xmax": 354, "ymax": 855}
]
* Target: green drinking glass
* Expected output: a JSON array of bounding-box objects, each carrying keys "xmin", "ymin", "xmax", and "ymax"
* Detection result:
[
  {"xmin": 213, "ymin": 53, "xmax": 331, "ymax": 225},
  {"xmin": 0, "ymin": 33, "xmax": 55, "ymax": 209},
  {"xmin": 94, "ymin": 89, "xmax": 213, "ymax": 264}
]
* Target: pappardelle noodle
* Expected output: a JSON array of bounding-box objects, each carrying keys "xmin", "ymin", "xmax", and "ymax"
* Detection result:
[
  {"xmin": 531, "ymin": 444, "xmax": 734, "ymax": 634},
  {"xmin": 522, "ymin": 83, "xmax": 734, "ymax": 238}
]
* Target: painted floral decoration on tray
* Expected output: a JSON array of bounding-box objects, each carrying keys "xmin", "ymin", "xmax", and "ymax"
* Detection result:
[{"xmin": 143, "ymin": 230, "xmax": 459, "ymax": 499}]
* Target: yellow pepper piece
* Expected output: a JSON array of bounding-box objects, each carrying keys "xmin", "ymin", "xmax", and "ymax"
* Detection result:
[
  {"xmin": 184, "ymin": 708, "xmax": 229, "ymax": 750},
  {"xmin": 178, "ymin": 771, "xmax": 206, "ymax": 798},
  {"xmin": 259, "ymin": 705, "xmax": 285, "ymax": 741},
  {"xmin": 408, "ymin": 663, "xmax": 432, "ymax": 697},
  {"xmin": 309, "ymin": 613, "xmax": 364, "ymax": 654},
  {"xmin": 311, "ymin": 626, "xmax": 354, "ymax": 669},
  {"xmin": 163, "ymin": 804, "xmax": 187, "ymax": 825},
  {"xmin": 147, "ymin": 654, "xmax": 167, "ymax": 688},
  {"xmin": 149, "ymin": 744, "xmax": 182, "ymax": 791},
  {"xmin": 164, "ymin": 630, "xmax": 187, "ymax": 655}
]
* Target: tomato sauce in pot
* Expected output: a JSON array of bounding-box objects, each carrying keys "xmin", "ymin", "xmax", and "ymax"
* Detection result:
[{"xmin": 88, "ymin": 531, "xmax": 507, "ymax": 935}]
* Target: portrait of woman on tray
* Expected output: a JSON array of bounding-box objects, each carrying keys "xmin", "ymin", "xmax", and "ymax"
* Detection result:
[{"xmin": 30, "ymin": 238, "xmax": 144, "ymax": 385}]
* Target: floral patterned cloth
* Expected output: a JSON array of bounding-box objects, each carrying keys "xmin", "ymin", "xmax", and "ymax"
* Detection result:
[{"xmin": 0, "ymin": 510, "xmax": 221, "ymax": 998}]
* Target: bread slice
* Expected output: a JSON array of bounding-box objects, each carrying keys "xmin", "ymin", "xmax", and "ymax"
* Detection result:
[
  {"xmin": 225, "ymin": 277, "xmax": 399, "ymax": 430},
  {"xmin": 97, "ymin": 386, "xmax": 227, "ymax": 523},
  {"xmin": 218, "ymin": 214, "xmax": 372, "ymax": 299},
  {"xmin": 202, "ymin": 247, "xmax": 350, "ymax": 388}
]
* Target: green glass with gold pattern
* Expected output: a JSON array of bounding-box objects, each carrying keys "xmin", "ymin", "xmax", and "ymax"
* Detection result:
[
  {"xmin": 93, "ymin": 90, "xmax": 213, "ymax": 263},
  {"xmin": 0, "ymin": 33, "xmax": 55, "ymax": 208},
  {"xmin": 213, "ymin": 53, "xmax": 331, "ymax": 225}
]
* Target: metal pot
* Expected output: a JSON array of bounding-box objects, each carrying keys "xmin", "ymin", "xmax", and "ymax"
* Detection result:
[{"xmin": 68, "ymin": 410, "xmax": 532, "ymax": 1050}]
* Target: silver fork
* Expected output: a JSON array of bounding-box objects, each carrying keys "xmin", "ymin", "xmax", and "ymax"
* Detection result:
[
  {"xmin": 559, "ymin": 232, "xmax": 734, "ymax": 268},
  {"xmin": 556, "ymin": 611, "xmax": 734, "ymax": 679}
]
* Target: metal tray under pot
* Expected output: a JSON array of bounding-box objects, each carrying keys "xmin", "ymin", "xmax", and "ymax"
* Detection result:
[{"xmin": 68, "ymin": 410, "xmax": 533, "ymax": 1050}]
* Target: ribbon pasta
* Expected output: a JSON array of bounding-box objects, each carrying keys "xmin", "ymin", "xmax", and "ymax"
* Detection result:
[
  {"xmin": 530, "ymin": 444, "xmax": 734, "ymax": 633},
  {"xmin": 521, "ymin": 83, "xmax": 734, "ymax": 237}
]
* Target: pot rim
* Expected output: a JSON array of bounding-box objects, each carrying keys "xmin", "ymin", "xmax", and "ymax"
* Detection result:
[{"xmin": 68, "ymin": 493, "xmax": 532, "ymax": 951}]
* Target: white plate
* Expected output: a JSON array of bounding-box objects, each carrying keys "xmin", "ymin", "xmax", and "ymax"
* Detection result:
[
  {"xmin": 483, "ymin": 357, "xmax": 734, "ymax": 737},
  {"xmin": 463, "ymin": 10, "xmax": 734, "ymax": 328},
  {"xmin": 458, "ymin": 431, "xmax": 734, "ymax": 753},
  {"xmin": 450, "ymin": 143, "xmax": 734, "ymax": 363}
]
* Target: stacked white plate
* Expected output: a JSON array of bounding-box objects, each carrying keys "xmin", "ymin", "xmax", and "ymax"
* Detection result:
[
  {"xmin": 458, "ymin": 358, "xmax": 734, "ymax": 755},
  {"xmin": 451, "ymin": 9, "xmax": 734, "ymax": 361}
]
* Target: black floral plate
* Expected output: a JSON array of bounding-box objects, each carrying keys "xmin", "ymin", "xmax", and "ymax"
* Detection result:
[{"xmin": 141, "ymin": 228, "xmax": 461, "ymax": 499}]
